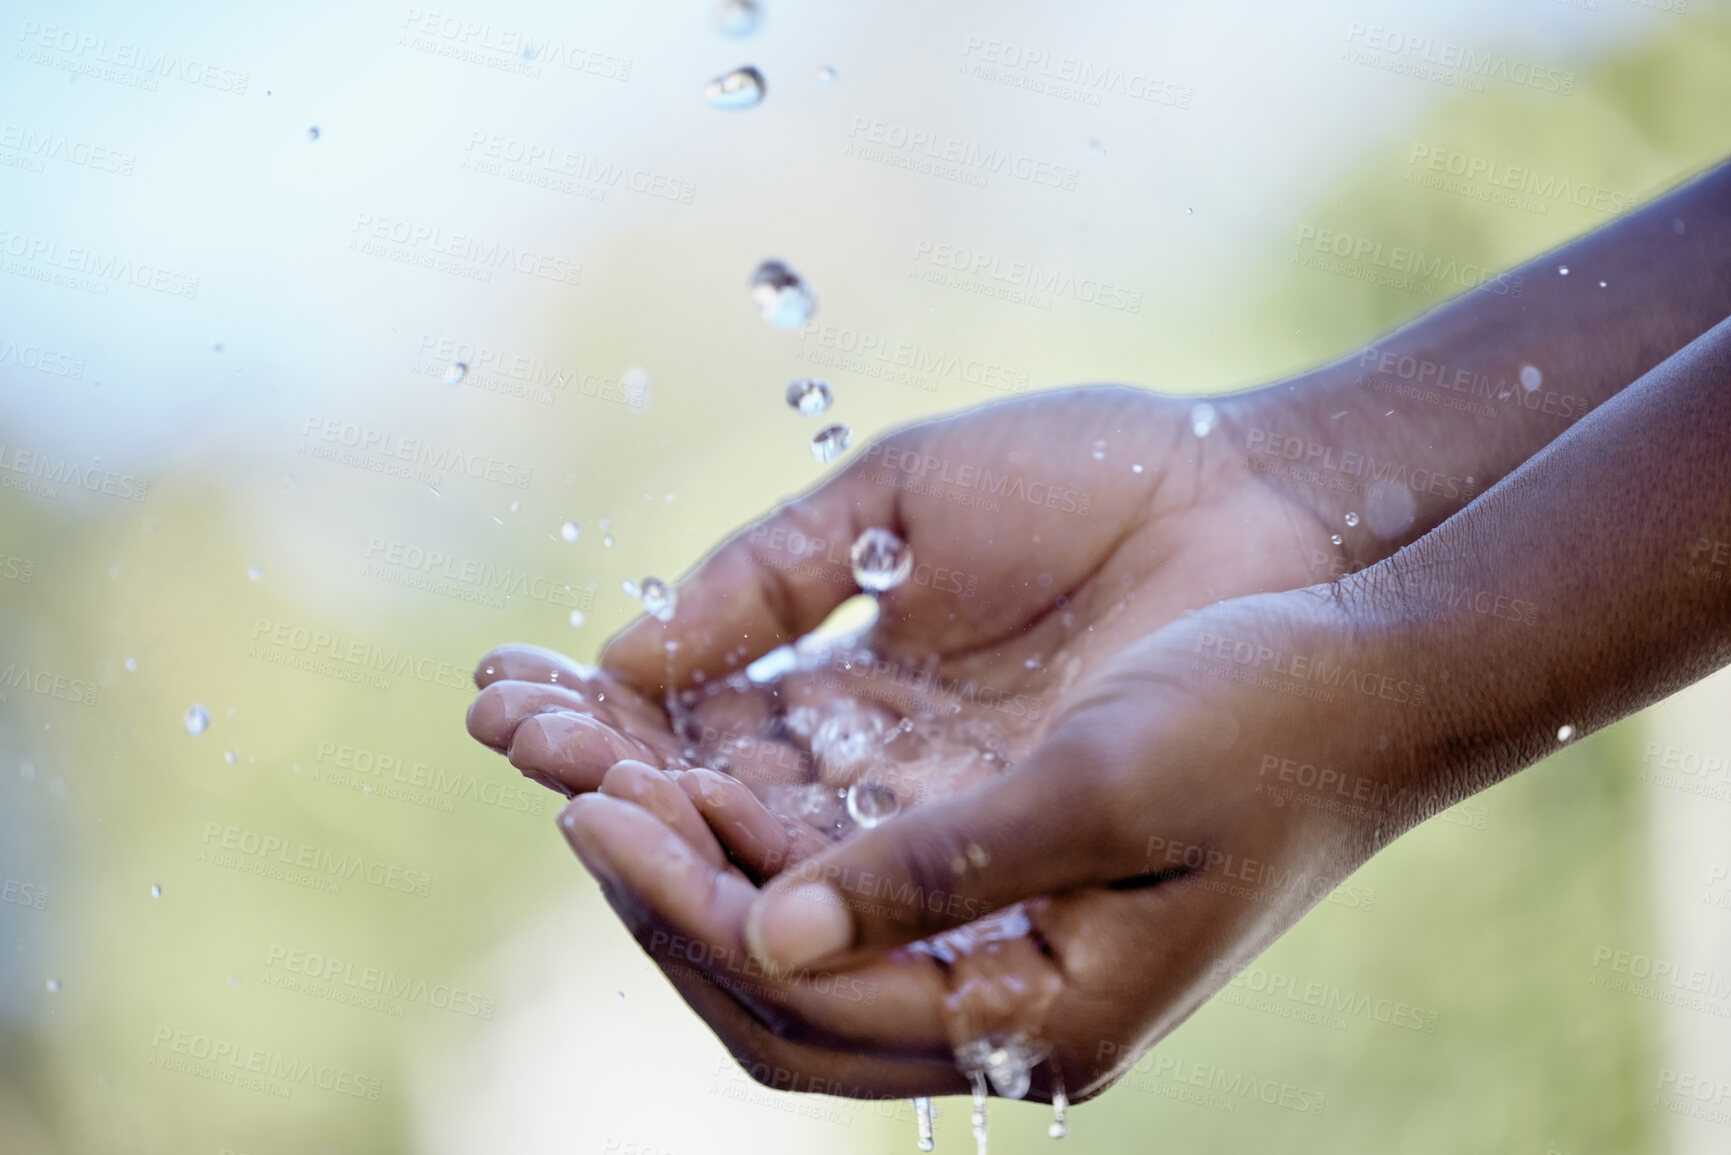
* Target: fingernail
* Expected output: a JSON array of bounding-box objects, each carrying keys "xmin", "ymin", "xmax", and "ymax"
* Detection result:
[{"xmin": 745, "ymin": 882, "xmax": 853, "ymax": 969}]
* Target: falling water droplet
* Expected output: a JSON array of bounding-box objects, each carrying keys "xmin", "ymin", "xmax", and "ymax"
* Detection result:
[
  {"xmin": 1330, "ymin": 534, "xmax": 1343, "ymax": 546},
  {"xmin": 786, "ymin": 378, "xmax": 833, "ymax": 416},
  {"xmin": 1084, "ymin": 135, "xmax": 1105, "ymax": 155},
  {"xmin": 568, "ymin": 609, "xmax": 586, "ymax": 628},
  {"xmin": 751, "ymin": 259, "xmax": 815, "ymax": 328},
  {"xmin": 1344, "ymin": 511, "xmax": 1359, "ymax": 528},
  {"xmin": 915, "ymin": 1097, "xmax": 935, "ymax": 1151},
  {"xmin": 1049, "ymin": 1086, "xmax": 1069, "ymax": 1139},
  {"xmin": 850, "ymin": 528, "xmax": 913, "ymax": 592},
  {"xmin": 184, "ymin": 705, "xmax": 210, "ymax": 736},
  {"xmin": 846, "ymin": 782, "xmax": 901, "ymax": 827},
  {"xmin": 1131, "ymin": 463, "xmax": 1144, "ymax": 474},
  {"xmin": 705, "ymin": 66, "xmax": 766, "ymax": 110},
  {"xmin": 124, "ymin": 657, "xmax": 137, "ymax": 672},
  {"xmin": 248, "ymin": 564, "xmax": 264, "ymax": 581},
  {"xmin": 603, "ymin": 535, "xmax": 615, "ymax": 548},
  {"xmin": 307, "ymin": 126, "xmax": 320, "ymax": 142},
  {"xmin": 621, "ymin": 579, "xmax": 640, "ymax": 598},
  {"xmin": 560, "ymin": 521, "xmax": 580, "ymax": 543},
  {"xmin": 971, "ymin": 1073, "xmax": 990, "ymax": 1155},
  {"xmin": 46, "ymin": 978, "xmax": 61, "ymax": 993},
  {"xmin": 713, "ymin": 0, "xmax": 761, "ymax": 36},
  {"xmin": 811, "ymin": 423, "xmax": 853, "ymax": 463},
  {"xmin": 1557, "ymin": 724, "xmax": 1575, "ymax": 742},
  {"xmin": 442, "ymin": 361, "xmax": 468, "ymax": 386},
  {"xmin": 621, "ymin": 366, "xmax": 653, "ymax": 413},
  {"xmin": 818, "ymin": 64, "xmax": 838, "ymax": 83},
  {"xmin": 1190, "ymin": 401, "xmax": 1217, "ymax": 438},
  {"xmin": 224, "ymin": 750, "xmax": 239, "ymax": 765},
  {"xmin": 641, "ymin": 578, "xmax": 677, "ymax": 622},
  {"xmin": 1558, "ymin": 265, "xmax": 1570, "ymax": 276},
  {"xmin": 1090, "ymin": 440, "xmax": 1106, "ymax": 460}
]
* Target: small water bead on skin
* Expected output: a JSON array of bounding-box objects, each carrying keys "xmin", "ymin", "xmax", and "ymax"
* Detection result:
[
  {"xmin": 184, "ymin": 705, "xmax": 210, "ymax": 736},
  {"xmin": 641, "ymin": 578, "xmax": 677, "ymax": 623},
  {"xmin": 1090, "ymin": 440, "xmax": 1106, "ymax": 460},
  {"xmin": 845, "ymin": 782, "xmax": 900, "ymax": 827},
  {"xmin": 1558, "ymin": 724, "xmax": 1575, "ymax": 742},
  {"xmin": 1331, "ymin": 534, "xmax": 1343, "ymax": 546},
  {"xmin": 1520, "ymin": 365, "xmax": 1543, "ymax": 392},
  {"xmin": 785, "ymin": 378, "xmax": 833, "ymax": 416},
  {"xmin": 712, "ymin": 0, "xmax": 761, "ymax": 36},
  {"xmin": 811, "ymin": 423, "xmax": 853, "ymax": 463},
  {"xmin": 442, "ymin": 361, "xmax": 468, "ymax": 386},
  {"xmin": 850, "ymin": 528, "xmax": 913, "ymax": 592},
  {"xmin": 750, "ymin": 259, "xmax": 816, "ymax": 328},
  {"xmin": 1190, "ymin": 401, "xmax": 1218, "ymax": 438},
  {"xmin": 704, "ymin": 65, "xmax": 766, "ymax": 109},
  {"xmin": 1344, "ymin": 511, "xmax": 1359, "ymax": 527}
]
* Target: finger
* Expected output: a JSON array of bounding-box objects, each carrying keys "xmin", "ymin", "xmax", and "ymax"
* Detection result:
[
  {"xmin": 602, "ymin": 466, "xmax": 897, "ymax": 696},
  {"xmin": 466, "ymin": 681, "xmax": 597, "ymax": 751},
  {"xmin": 562, "ymin": 794, "xmax": 952, "ymax": 1056},
  {"xmin": 600, "ymin": 760, "xmax": 727, "ymax": 870},
  {"xmin": 679, "ymin": 768, "xmax": 830, "ymax": 880},
  {"xmin": 509, "ymin": 712, "xmax": 667, "ymax": 794},
  {"xmin": 474, "ymin": 644, "xmax": 596, "ymax": 688},
  {"xmin": 742, "ymin": 728, "xmax": 1133, "ymax": 970}
]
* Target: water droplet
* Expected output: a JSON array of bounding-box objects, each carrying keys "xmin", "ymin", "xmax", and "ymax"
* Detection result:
[
  {"xmin": 621, "ymin": 366, "xmax": 652, "ymax": 413},
  {"xmin": 184, "ymin": 705, "xmax": 210, "ymax": 736},
  {"xmin": 442, "ymin": 361, "xmax": 468, "ymax": 386},
  {"xmin": 846, "ymin": 782, "xmax": 901, "ymax": 827},
  {"xmin": 307, "ymin": 125, "xmax": 320, "ymax": 142},
  {"xmin": 151, "ymin": 884, "xmax": 161, "ymax": 898},
  {"xmin": 1520, "ymin": 365, "xmax": 1542, "ymax": 392},
  {"xmin": 811, "ymin": 423, "xmax": 853, "ymax": 463},
  {"xmin": 1190, "ymin": 401, "xmax": 1217, "ymax": 438},
  {"xmin": 224, "ymin": 750, "xmax": 239, "ymax": 765},
  {"xmin": 1090, "ymin": 440, "xmax": 1106, "ymax": 461},
  {"xmin": 1330, "ymin": 534, "xmax": 1343, "ymax": 545},
  {"xmin": 641, "ymin": 578, "xmax": 678, "ymax": 622},
  {"xmin": 568, "ymin": 609, "xmax": 587, "ymax": 628},
  {"xmin": 915, "ymin": 1097, "xmax": 935, "ymax": 1151},
  {"xmin": 1131, "ymin": 463, "xmax": 1144, "ymax": 474},
  {"xmin": 228, "ymin": 974, "xmax": 242, "ymax": 987},
  {"xmin": 1557, "ymin": 724, "xmax": 1574, "ymax": 742},
  {"xmin": 705, "ymin": 66, "xmax": 766, "ymax": 110},
  {"xmin": 599, "ymin": 517, "xmax": 612, "ymax": 530},
  {"xmin": 971, "ymin": 1073, "xmax": 990, "ymax": 1155},
  {"xmin": 560, "ymin": 521, "xmax": 580, "ymax": 543},
  {"xmin": 1186, "ymin": 206, "xmax": 1194, "ymax": 214},
  {"xmin": 785, "ymin": 378, "xmax": 833, "ymax": 416},
  {"xmin": 1598, "ymin": 280, "xmax": 1607, "ymax": 288},
  {"xmin": 603, "ymin": 535, "xmax": 615, "ymax": 548},
  {"xmin": 713, "ymin": 0, "xmax": 761, "ymax": 36},
  {"xmin": 1344, "ymin": 511, "xmax": 1359, "ymax": 528},
  {"xmin": 751, "ymin": 259, "xmax": 815, "ymax": 328},
  {"xmin": 248, "ymin": 564, "xmax": 264, "ymax": 581},
  {"xmin": 123, "ymin": 657, "xmax": 136, "ymax": 672},
  {"xmin": 1049, "ymin": 1086, "xmax": 1069, "ymax": 1138},
  {"xmin": 817, "ymin": 64, "xmax": 838, "ymax": 83},
  {"xmin": 46, "ymin": 978, "xmax": 61, "ymax": 993},
  {"xmin": 19, "ymin": 761, "xmax": 34, "ymax": 781},
  {"xmin": 1084, "ymin": 135, "xmax": 1105, "ymax": 155},
  {"xmin": 621, "ymin": 579, "xmax": 640, "ymax": 598},
  {"xmin": 850, "ymin": 528, "xmax": 912, "ymax": 592},
  {"xmin": 1558, "ymin": 265, "xmax": 1570, "ymax": 276},
  {"xmin": 509, "ymin": 501, "xmax": 521, "ymax": 514}
]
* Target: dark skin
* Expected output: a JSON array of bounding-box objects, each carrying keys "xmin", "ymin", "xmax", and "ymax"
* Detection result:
[{"xmin": 467, "ymin": 159, "xmax": 1731, "ymax": 1101}]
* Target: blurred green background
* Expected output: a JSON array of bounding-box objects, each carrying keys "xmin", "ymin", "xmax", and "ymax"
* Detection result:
[{"xmin": 4, "ymin": 1, "xmax": 1731, "ymax": 1152}]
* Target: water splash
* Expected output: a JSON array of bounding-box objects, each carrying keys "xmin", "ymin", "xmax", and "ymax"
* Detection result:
[{"xmin": 915, "ymin": 1096, "xmax": 935, "ymax": 1150}]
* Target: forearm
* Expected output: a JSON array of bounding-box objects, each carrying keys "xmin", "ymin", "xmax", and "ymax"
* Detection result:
[
  {"xmin": 1346, "ymin": 314, "xmax": 1731, "ymax": 818},
  {"xmin": 1223, "ymin": 157, "xmax": 1731, "ymax": 573}
]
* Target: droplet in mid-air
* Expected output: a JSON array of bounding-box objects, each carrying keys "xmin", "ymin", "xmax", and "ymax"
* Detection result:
[
  {"xmin": 1084, "ymin": 135, "xmax": 1105, "ymax": 156},
  {"xmin": 641, "ymin": 578, "xmax": 678, "ymax": 623},
  {"xmin": 225, "ymin": 750, "xmax": 239, "ymax": 765},
  {"xmin": 850, "ymin": 528, "xmax": 912, "ymax": 592},
  {"xmin": 442, "ymin": 362, "xmax": 468, "ymax": 386},
  {"xmin": 184, "ymin": 705, "xmax": 210, "ymax": 736},
  {"xmin": 914, "ymin": 1097, "xmax": 936, "ymax": 1151},
  {"xmin": 123, "ymin": 658, "xmax": 136, "ymax": 672},
  {"xmin": 713, "ymin": 0, "xmax": 761, "ymax": 36},
  {"xmin": 705, "ymin": 66, "xmax": 766, "ymax": 110},
  {"xmin": 1049, "ymin": 1087, "xmax": 1069, "ymax": 1138},
  {"xmin": 1558, "ymin": 725, "xmax": 1575, "ymax": 742},
  {"xmin": 811, "ymin": 423, "xmax": 852, "ymax": 463},
  {"xmin": 307, "ymin": 126, "xmax": 320, "ymax": 142},
  {"xmin": 46, "ymin": 978, "xmax": 61, "ymax": 993},
  {"xmin": 560, "ymin": 522, "xmax": 581, "ymax": 544},
  {"xmin": 569, "ymin": 610, "xmax": 587, "ymax": 628},
  {"xmin": 750, "ymin": 259, "xmax": 815, "ymax": 328},
  {"xmin": 1558, "ymin": 265, "xmax": 1570, "ymax": 276},
  {"xmin": 621, "ymin": 579, "xmax": 640, "ymax": 598},
  {"xmin": 1090, "ymin": 440, "xmax": 1106, "ymax": 460},
  {"xmin": 248, "ymin": 564, "xmax": 263, "ymax": 581},
  {"xmin": 151, "ymin": 884, "xmax": 162, "ymax": 898},
  {"xmin": 846, "ymin": 782, "xmax": 901, "ymax": 827},
  {"xmin": 1330, "ymin": 534, "xmax": 1343, "ymax": 546},
  {"xmin": 1344, "ymin": 511, "xmax": 1359, "ymax": 528},
  {"xmin": 1190, "ymin": 401, "xmax": 1218, "ymax": 438},
  {"xmin": 817, "ymin": 65, "xmax": 838, "ymax": 83},
  {"xmin": 785, "ymin": 378, "xmax": 833, "ymax": 416},
  {"xmin": 1519, "ymin": 364, "xmax": 1543, "ymax": 392}
]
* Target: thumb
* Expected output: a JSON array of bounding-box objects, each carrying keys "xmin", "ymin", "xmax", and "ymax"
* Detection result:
[
  {"xmin": 601, "ymin": 460, "xmax": 898, "ymax": 697},
  {"xmin": 742, "ymin": 731, "xmax": 1133, "ymax": 970}
]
